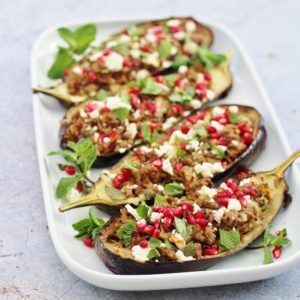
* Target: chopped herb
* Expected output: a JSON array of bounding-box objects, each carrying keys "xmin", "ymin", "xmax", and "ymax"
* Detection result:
[
  {"xmin": 164, "ymin": 74, "xmax": 178, "ymax": 85},
  {"xmin": 97, "ymin": 89, "xmax": 109, "ymax": 101},
  {"xmin": 164, "ymin": 182, "xmax": 185, "ymax": 197},
  {"xmin": 141, "ymin": 78, "xmax": 164, "ymax": 95},
  {"xmin": 172, "ymin": 55, "xmax": 190, "ymax": 69},
  {"xmin": 141, "ymin": 123, "xmax": 151, "ymax": 142},
  {"xmin": 177, "ymin": 147, "xmax": 186, "ymax": 157},
  {"xmin": 165, "ymin": 240, "xmax": 173, "ymax": 249},
  {"xmin": 219, "ymin": 229, "xmax": 240, "ymax": 250},
  {"xmin": 174, "ymin": 217, "xmax": 192, "ymax": 240},
  {"xmin": 147, "ymin": 248, "xmax": 161, "ymax": 260},
  {"xmin": 169, "ymin": 94, "xmax": 183, "ymax": 103},
  {"xmin": 136, "ymin": 202, "xmax": 150, "ymax": 220},
  {"xmin": 121, "ymin": 160, "xmax": 138, "ymax": 172},
  {"xmin": 149, "ymin": 238, "xmax": 161, "ymax": 249},
  {"xmin": 229, "ymin": 113, "xmax": 240, "ymax": 124},
  {"xmin": 263, "ymin": 246, "xmax": 273, "ymax": 264},
  {"xmin": 112, "ymin": 107, "xmax": 129, "ymax": 121},
  {"xmin": 143, "ymin": 189, "xmax": 155, "ymax": 200},
  {"xmin": 198, "ymin": 126, "xmax": 208, "ymax": 137},
  {"xmin": 158, "ymin": 40, "xmax": 173, "ymax": 59},
  {"xmin": 183, "ymin": 242, "xmax": 196, "ymax": 257},
  {"xmin": 128, "ymin": 25, "xmax": 144, "ymax": 37},
  {"xmin": 117, "ymin": 220, "xmax": 137, "ymax": 245},
  {"xmin": 154, "ymin": 194, "xmax": 165, "ymax": 206},
  {"xmin": 212, "ymin": 145, "xmax": 226, "ymax": 159},
  {"xmin": 113, "ymin": 42, "xmax": 129, "ymax": 56}
]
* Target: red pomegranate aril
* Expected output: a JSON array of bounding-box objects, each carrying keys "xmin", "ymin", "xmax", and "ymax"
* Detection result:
[
  {"xmin": 186, "ymin": 215, "xmax": 195, "ymax": 224},
  {"xmin": 167, "ymin": 128, "xmax": 175, "ymax": 136},
  {"xmin": 150, "ymin": 123, "xmax": 161, "ymax": 132},
  {"xmin": 218, "ymin": 118, "xmax": 228, "ymax": 125},
  {"xmin": 203, "ymin": 247, "xmax": 218, "ymax": 256},
  {"xmin": 214, "ymin": 113, "xmax": 225, "ymax": 121},
  {"xmin": 196, "ymin": 218, "xmax": 208, "ymax": 227},
  {"xmin": 217, "ymin": 139, "xmax": 229, "ymax": 146},
  {"xmin": 244, "ymin": 185, "xmax": 255, "ymax": 197},
  {"xmin": 122, "ymin": 58, "xmax": 132, "ymax": 67},
  {"xmin": 239, "ymin": 196, "xmax": 248, "ymax": 208},
  {"xmin": 88, "ymin": 71, "xmax": 97, "ymax": 82},
  {"xmin": 272, "ymin": 246, "xmax": 282, "ymax": 259},
  {"xmin": 173, "ymin": 206, "xmax": 183, "ymax": 218},
  {"xmin": 100, "ymin": 106, "xmax": 111, "ymax": 113},
  {"xmin": 137, "ymin": 222, "xmax": 146, "ymax": 232},
  {"xmin": 197, "ymin": 111, "xmax": 206, "ymax": 120},
  {"xmin": 195, "ymin": 82, "xmax": 207, "ymax": 91},
  {"xmin": 163, "ymin": 208, "xmax": 174, "ymax": 218},
  {"xmin": 226, "ymin": 179, "xmax": 238, "ymax": 192},
  {"xmin": 140, "ymin": 44, "xmax": 149, "ymax": 52},
  {"xmin": 175, "ymin": 78, "xmax": 185, "ymax": 88},
  {"xmin": 237, "ymin": 122, "xmax": 246, "ymax": 130},
  {"xmin": 109, "ymin": 130, "xmax": 117, "ymax": 139},
  {"xmin": 152, "ymin": 229, "xmax": 160, "ymax": 238},
  {"xmin": 145, "ymin": 101, "xmax": 157, "ymax": 113},
  {"xmin": 98, "ymin": 133, "xmax": 107, "ymax": 143},
  {"xmin": 180, "ymin": 141, "xmax": 187, "ymax": 150},
  {"xmin": 235, "ymin": 189, "xmax": 244, "ymax": 198},
  {"xmin": 224, "ymin": 110, "xmax": 231, "ymax": 119},
  {"xmin": 243, "ymin": 132, "xmax": 253, "ymax": 144},
  {"xmin": 85, "ymin": 103, "xmax": 96, "ymax": 113},
  {"xmin": 155, "ymin": 36, "xmax": 161, "ymax": 44},
  {"xmin": 182, "ymin": 203, "xmax": 194, "ymax": 211},
  {"xmin": 211, "ymin": 132, "xmax": 221, "ymax": 139},
  {"xmin": 82, "ymin": 67, "xmax": 89, "ymax": 74},
  {"xmin": 242, "ymin": 126, "xmax": 252, "ymax": 134},
  {"xmin": 144, "ymin": 225, "xmax": 155, "ymax": 236},
  {"xmin": 152, "ymin": 159, "xmax": 163, "ymax": 169},
  {"xmin": 130, "ymin": 94, "xmax": 140, "ymax": 107},
  {"xmin": 76, "ymin": 181, "xmax": 83, "ymax": 193},
  {"xmin": 155, "ymin": 75, "xmax": 164, "ymax": 83},
  {"xmin": 115, "ymin": 173, "xmax": 127, "ymax": 183},
  {"xmin": 207, "ymin": 126, "xmax": 217, "ymax": 134},
  {"xmin": 204, "ymin": 71, "xmax": 212, "ymax": 81},
  {"xmin": 152, "ymin": 206, "xmax": 164, "ymax": 213},
  {"xmin": 164, "ymin": 217, "xmax": 173, "ymax": 229},
  {"xmin": 174, "ymin": 162, "xmax": 183, "ymax": 172},
  {"xmin": 187, "ymin": 115, "xmax": 197, "ymax": 124},
  {"xmin": 150, "ymin": 26, "xmax": 163, "ymax": 35},
  {"xmin": 128, "ymin": 87, "xmax": 140, "ymax": 95},
  {"xmin": 194, "ymin": 211, "xmax": 205, "ymax": 219},
  {"xmin": 112, "ymin": 178, "xmax": 122, "ymax": 189},
  {"xmin": 217, "ymin": 189, "xmax": 232, "ymax": 198},
  {"xmin": 181, "ymin": 125, "xmax": 190, "ymax": 134},
  {"xmin": 170, "ymin": 25, "xmax": 181, "ymax": 33},
  {"xmin": 211, "ymin": 244, "xmax": 219, "ymax": 250},
  {"xmin": 139, "ymin": 240, "xmax": 148, "ymax": 248},
  {"xmin": 83, "ymin": 237, "xmax": 93, "ymax": 247},
  {"xmin": 120, "ymin": 168, "xmax": 133, "ymax": 178},
  {"xmin": 102, "ymin": 49, "xmax": 112, "ymax": 56},
  {"xmin": 65, "ymin": 165, "xmax": 76, "ymax": 175},
  {"xmin": 218, "ymin": 197, "xmax": 229, "ymax": 207},
  {"xmin": 136, "ymin": 132, "xmax": 144, "ymax": 140},
  {"xmin": 172, "ymin": 103, "xmax": 184, "ymax": 115}
]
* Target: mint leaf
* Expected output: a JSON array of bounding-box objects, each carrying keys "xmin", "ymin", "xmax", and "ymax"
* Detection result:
[
  {"xmin": 263, "ymin": 246, "xmax": 273, "ymax": 264},
  {"xmin": 136, "ymin": 202, "xmax": 150, "ymax": 220},
  {"xmin": 112, "ymin": 107, "xmax": 129, "ymax": 121},
  {"xmin": 143, "ymin": 189, "xmax": 155, "ymax": 200},
  {"xmin": 97, "ymin": 89, "xmax": 109, "ymax": 101},
  {"xmin": 164, "ymin": 74, "xmax": 178, "ymax": 85},
  {"xmin": 198, "ymin": 126, "xmax": 208, "ymax": 137},
  {"xmin": 147, "ymin": 248, "xmax": 160, "ymax": 260},
  {"xmin": 169, "ymin": 94, "xmax": 183, "ymax": 103},
  {"xmin": 164, "ymin": 182, "xmax": 185, "ymax": 196},
  {"xmin": 172, "ymin": 55, "xmax": 190, "ymax": 69},
  {"xmin": 141, "ymin": 123, "xmax": 151, "ymax": 142},
  {"xmin": 48, "ymin": 47, "xmax": 75, "ymax": 79},
  {"xmin": 174, "ymin": 217, "xmax": 192, "ymax": 240},
  {"xmin": 73, "ymin": 24, "xmax": 96, "ymax": 54},
  {"xmin": 219, "ymin": 229, "xmax": 240, "ymax": 250},
  {"xmin": 183, "ymin": 242, "xmax": 196, "ymax": 257},
  {"xmin": 229, "ymin": 113, "xmax": 240, "ymax": 124},
  {"xmin": 177, "ymin": 148, "xmax": 186, "ymax": 157},
  {"xmin": 121, "ymin": 160, "xmax": 138, "ymax": 172},
  {"xmin": 117, "ymin": 220, "xmax": 137, "ymax": 245},
  {"xmin": 48, "ymin": 149, "xmax": 77, "ymax": 164},
  {"xmin": 58, "ymin": 28, "xmax": 77, "ymax": 50},
  {"xmin": 128, "ymin": 26, "xmax": 144, "ymax": 37},
  {"xmin": 194, "ymin": 46, "xmax": 226, "ymax": 69},
  {"xmin": 165, "ymin": 240, "xmax": 173, "ymax": 249},
  {"xmin": 149, "ymin": 238, "xmax": 161, "ymax": 249},
  {"xmin": 212, "ymin": 145, "xmax": 226, "ymax": 159},
  {"xmin": 154, "ymin": 194, "xmax": 164, "ymax": 206},
  {"xmin": 113, "ymin": 42, "xmax": 129, "ymax": 56},
  {"xmin": 142, "ymin": 79, "xmax": 163, "ymax": 95},
  {"xmin": 56, "ymin": 175, "xmax": 82, "ymax": 199},
  {"xmin": 158, "ymin": 40, "xmax": 173, "ymax": 59}
]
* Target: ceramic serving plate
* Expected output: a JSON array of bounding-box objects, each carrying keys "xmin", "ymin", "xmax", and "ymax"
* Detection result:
[{"xmin": 31, "ymin": 16, "xmax": 300, "ymax": 291}]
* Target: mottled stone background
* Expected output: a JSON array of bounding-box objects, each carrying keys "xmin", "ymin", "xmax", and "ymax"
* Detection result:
[{"xmin": 1, "ymin": 0, "xmax": 300, "ymax": 299}]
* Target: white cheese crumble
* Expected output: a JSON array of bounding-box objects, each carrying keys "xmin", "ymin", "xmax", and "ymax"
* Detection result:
[
  {"xmin": 198, "ymin": 186, "xmax": 217, "ymax": 198},
  {"xmin": 175, "ymin": 250, "xmax": 195, "ymax": 262},
  {"xmin": 232, "ymin": 140, "xmax": 239, "ymax": 146},
  {"xmin": 79, "ymin": 109, "xmax": 87, "ymax": 118},
  {"xmin": 126, "ymin": 123, "xmax": 137, "ymax": 138},
  {"xmin": 154, "ymin": 144, "xmax": 174, "ymax": 158},
  {"xmin": 150, "ymin": 212, "xmax": 163, "ymax": 223},
  {"xmin": 89, "ymin": 110, "xmax": 99, "ymax": 119},
  {"xmin": 104, "ymin": 52, "xmax": 124, "ymax": 71},
  {"xmin": 93, "ymin": 132, "xmax": 99, "ymax": 143},
  {"xmin": 136, "ymin": 69, "xmax": 150, "ymax": 79},
  {"xmin": 211, "ymin": 120, "xmax": 224, "ymax": 132},
  {"xmin": 178, "ymin": 65, "xmax": 188, "ymax": 74},
  {"xmin": 183, "ymin": 41, "xmax": 198, "ymax": 54},
  {"xmin": 206, "ymin": 89, "xmax": 216, "ymax": 101},
  {"xmin": 106, "ymin": 96, "xmax": 131, "ymax": 110},
  {"xmin": 145, "ymin": 51, "xmax": 160, "ymax": 68},
  {"xmin": 169, "ymin": 130, "xmax": 191, "ymax": 144},
  {"xmin": 145, "ymin": 33, "xmax": 156, "ymax": 43},
  {"xmin": 227, "ymin": 199, "xmax": 242, "ymax": 211},
  {"xmin": 188, "ymin": 140, "xmax": 201, "ymax": 151},
  {"xmin": 130, "ymin": 49, "xmax": 141, "ymax": 59},
  {"xmin": 131, "ymin": 245, "xmax": 150, "ymax": 262},
  {"xmin": 193, "ymin": 204, "xmax": 201, "ymax": 214},
  {"xmin": 212, "ymin": 106, "xmax": 225, "ymax": 117},
  {"xmin": 167, "ymin": 19, "xmax": 180, "ymax": 27},
  {"xmin": 185, "ymin": 21, "xmax": 196, "ymax": 32},
  {"xmin": 103, "ymin": 137, "xmax": 110, "ymax": 143},
  {"xmin": 170, "ymin": 46, "xmax": 178, "ymax": 55},
  {"xmin": 190, "ymin": 99, "xmax": 202, "ymax": 109},
  {"xmin": 125, "ymin": 204, "xmax": 141, "ymax": 221},
  {"xmin": 162, "ymin": 60, "xmax": 172, "ymax": 68},
  {"xmin": 119, "ymin": 148, "xmax": 127, "ymax": 154},
  {"xmin": 139, "ymin": 146, "xmax": 152, "ymax": 153},
  {"xmin": 174, "ymin": 31, "xmax": 186, "ymax": 41},
  {"xmin": 119, "ymin": 34, "xmax": 131, "ymax": 43},
  {"xmin": 162, "ymin": 158, "xmax": 174, "ymax": 175},
  {"xmin": 239, "ymin": 178, "xmax": 252, "ymax": 186},
  {"xmin": 72, "ymin": 66, "xmax": 83, "ymax": 74},
  {"xmin": 213, "ymin": 207, "xmax": 226, "ymax": 224},
  {"xmin": 106, "ymin": 40, "xmax": 117, "ymax": 49},
  {"xmin": 229, "ymin": 105, "xmax": 239, "ymax": 113},
  {"xmin": 194, "ymin": 162, "xmax": 225, "ymax": 178},
  {"xmin": 162, "ymin": 117, "xmax": 178, "ymax": 130}
]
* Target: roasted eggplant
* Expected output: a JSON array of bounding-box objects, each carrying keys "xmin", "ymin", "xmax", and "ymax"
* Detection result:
[
  {"xmin": 33, "ymin": 17, "xmax": 214, "ymax": 106},
  {"xmin": 59, "ymin": 104, "xmax": 266, "ymax": 212},
  {"xmin": 59, "ymin": 61, "xmax": 232, "ymax": 167},
  {"xmin": 94, "ymin": 151, "xmax": 299, "ymax": 274}
]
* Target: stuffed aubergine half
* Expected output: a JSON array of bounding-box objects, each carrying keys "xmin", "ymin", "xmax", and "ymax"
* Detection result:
[
  {"xmin": 33, "ymin": 17, "xmax": 214, "ymax": 106},
  {"xmin": 94, "ymin": 150, "xmax": 299, "ymax": 274},
  {"xmin": 59, "ymin": 61, "xmax": 232, "ymax": 167},
  {"xmin": 59, "ymin": 104, "xmax": 266, "ymax": 212}
]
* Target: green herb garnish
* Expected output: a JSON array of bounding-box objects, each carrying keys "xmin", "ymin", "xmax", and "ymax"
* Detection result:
[
  {"xmin": 117, "ymin": 220, "xmax": 137, "ymax": 245},
  {"xmin": 112, "ymin": 107, "xmax": 129, "ymax": 121},
  {"xmin": 164, "ymin": 182, "xmax": 185, "ymax": 197},
  {"xmin": 174, "ymin": 217, "xmax": 192, "ymax": 240},
  {"xmin": 136, "ymin": 202, "xmax": 150, "ymax": 220},
  {"xmin": 219, "ymin": 229, "xmax": 240, "ymax": 250}
]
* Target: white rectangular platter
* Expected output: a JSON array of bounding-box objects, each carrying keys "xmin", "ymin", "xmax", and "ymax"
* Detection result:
[{"xmin": 31, "ymin": 16, "xmax": 300, "ymax": 291}]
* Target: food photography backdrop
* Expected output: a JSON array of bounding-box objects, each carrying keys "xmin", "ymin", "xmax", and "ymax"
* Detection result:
[{"xmin": 1, "ymin": 0, "xmax": 300, "ymax": 299}]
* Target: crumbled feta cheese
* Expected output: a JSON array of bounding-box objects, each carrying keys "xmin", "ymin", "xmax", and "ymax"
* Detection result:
[
  {"xmin": 169, "ymin": 130, "xmax": 191, "ymax": 144},
  {"xmin": 212, "ymin": 106, "xmax": 225, "ymax": 117},
  {"xmin": 228, "ymin": 199, "xmax": 242, "ymax": 211},
  {"xmin": 162, "ymin": 117, "xmax": 178, "ymax": 130},
  {"xmin": 174, "ymin": 31, "xmax": 186, "ymax": 40},
  {"xmin": 126, "ymin": 123, "xmax": 137, "ymax": 138},
  {"xmin": 167, "ymin": 19, "xmax": 180, "ymax": 27},
  {"xmin": 65, "ymin": 188, "xmax": 81, "ymax": 202},
  {"xmin": 183, "ymin": 40, "xmax": 198, "ymax": 54},
  {"xmin": 150, "ymin": 212, "xmax": 163, "ymax": 223},
  {"xmin": 101, "ymin": 170, "xmax": 115, "ymax": 179},
  {"xmin": 211, "ymin": 120, "xmax": 224, "ymax": 132},
  {"xmin": 194, "ymin": 162, "xmax": 225, "ymax": 178},
  {"xmin": 183, "ymin": 111, "xmax": 191, "ymax": 117},
  {"xmin": 106, "ymin": 96, "xmax": 131, "ymax": 110},
  {"xmin": 125, "ymin": 204, "xmax": 141, "ymax": 221},
  {"xmin": 89, "ymin": 110, "xmax": 99, "ymax": 119},
  {"xmin": 103, "ymin": 137, "xmax": 110, "ymax": 143},
  {"xmin": 245, "ymin": 195, "xmax": 252, "ymax": 203},
  {"xmin": 119, "ymin": 34, "xmax": 131, "ymax": 43},
  {"xmin": 193, "ymin": 204, "xmax": 201, "ymax": 214},
  {"xmin": 170, "ymin": 46, "xmax": 178, "ymax": 55},
  {"xmin": 185, "ymin": 21, "xmax": 196, "ymax": 32},
  {"xmin": 162, "ymin": 60, "xmax": 172, "ymax": 68},
  {"xmin": 132, "ymin": 42, "xmax": 140, "ymax": 49},
  {"xmin": 190, "ymin": 99, "xmax": 202, "ymax": 109},
  {"xmin": 145, "ymin": 33, "xmax": 156, "ymax": 43},
  {"xmin": 229, "ymin": 105, "xmax": 239, "ymax": 113},
  {"xmin": 79, "ymin": 109, "xmax": 87, "ymax": 118},
  {"xmin": 220, "ymin": 182, "xmax": 231, "ymax": 191},
  {"xmin": 188, "ymin": 140, "xmax": 201, "ymax": 151},
  {"xmin": 175, "ymin": 250, "xmax": 195, "ymax": 262},
  {"xmin": 139, "ymin": 146, "xmax": 152, "ymax": 154},
  {"xmin": 206, "ymin": 89, "xmax": 216, "ymax": 101},
  {"xmin": 106, "ymin": 40, "xmax": 117, "ymax": 48},
  {"xmin": 93, "ymin": 132, "xmax": 99, "ymax": 143},
  {"xmin": 105, "ymin": 52, "xmax": 124, "ymax": 71},
  {"xmin": 130, "ymin": 49, "xmax": 141, "ymax": 59},
  {"xmin": 137, "ymin": 219, "xmax": 146, "ymax": 225},
  {"xmin": 154, "ymin": 144, "xmax": 174, "ymax": 158},
  {"xmin": 213, "ymin": 207, "xmax": 226, "ymax": 224},
  {"xmin": 88, "ymin": 51, "xmax": 103, "ymax": 62},
  {"xmin": 198, "ymin": 186, "xmax": 217, "ymax": 198},
  {"xmin": 119, "ymin": 148, "xmax": 127, "ymax": 153},
  {"xmin": 154, "ymin": 184, "xmax": 164, "ymax": 192},
  {"xmin": 72, "ymin": 66, "xmax": 83, "ymax": 74},
  {"xmin": 239, "ymin": 178, "xmax": 252, "ymax": 186},
  {"xmin": 232, "ymin": 140, "xmax": 239, "ymax": 146},
  {"xmin": 132, "ymin": 245, "xmax": 150, "ymax": 262},
  {"xmin": 136, "ymin": 69, "xmax": 150, "ymax": 79},
  {"xmin": 178, "ymin": 65, "xmax": 188, "ymax": 74},
  {"xmin": 145, "ymin": 52, "xmax": 160, "ymax": 68},
  {"xmin": 162, "ymin": 158, "xmax": 173, "ymax": 175},
  {"xmin": 196, "ymin": 73, "xmax": 205, "ymax": 83}
]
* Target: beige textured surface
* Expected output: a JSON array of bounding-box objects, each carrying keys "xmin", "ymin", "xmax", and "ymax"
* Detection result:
[{"xmin": 1, "ymin": 0, "xmax": 300, "ymax": 298}]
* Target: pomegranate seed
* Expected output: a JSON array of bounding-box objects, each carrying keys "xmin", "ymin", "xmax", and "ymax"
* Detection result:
[
  {"xmin": 195, "ymin": 82, "xmax": 207, "ymax": 91},
  {"xmin": 217, "ymin": 139, "xmax": 229, "ymax": 146},
  {"xmin": 85, "ymin": 103, "xmax": 96, "ymax": 113},
  {"xmin": 196, "ymin": 218, "xmax": 209, "ymax": 227},
  {"xmin": 244, "ymin": 186, "xmax": 255, "ymax": 197},
  {"xmin": 140, "ymin": 44, "xmax": 149, "ymax": 52},
  {"xmin": 100, "ymin": 106, "xmax": 111, "ymax": 113},
  {"xmin": 211, "ymin": 244, "xmax": 219, "ymax": 250},
  {"xmin": 152, "ymin": 206, "xmax": 164, "ymax": 213},
  {"xmin": 172, "ymin": 103, "xmax": 184, "ymax": 115},
  {"xmin": 196, "ymin": 111, "xmax": 206, "ymax": 120},
  {"xmin": 194, "ymin": 211, "xmax": 205, "ymax": 219},
  {"xmin": 180, "ymin": 142, "xmax": 187, "ymax": 150},
  {"xmin": 186, "ymin": 215, "xmax": 195, "ymax": 224},
  {"xmin": 152, "ymin": 229, "xmax": 160, "ymax": 238},
  {"xmin": 155, "ymin": 36, "xmax": 161, "ymax": 44},
  {"xmin": 98, "ymin": 133, "xmax": 107, "ymax": 143},
  {"xmin": 211, "ymin": 132, "xmax": 221, "ymax": 139},
  {"xmin": 121, "ymin": 168, "xmax": 133, "ymax": 178},
  {"xmin": 150, "ymin": 26, "xmax": 163, "ymax": 35},
  {"xmin": 97, "ymin": 56, "xmax": 105, "ymax": 64},
  {"xmin": 130, "ymin": 94, "xmax": 140, "ymax": 107},
  {"xmin": 155, "ymin": 75, "xmax": 164, "ymax": 83},
  {"xmin": 173, "ymin": 206, "xmax": 183, "ymax": 218},
  {"xmin": 102, "ymin": 49, "xmax": 112, "ymax": 56},
  {"xmin": 65, "ymin": 165, "xmax": 76, "ymax": 175},
  {"xmin": 183, "ymin": 51, "xmax": 192, "ymax": 56},
  {"xmin": 187, "ymin": 115, "xmax": 197, "ymax": 124},
  {"xmin": 109, "ymin": 131, "xmax": 117, "ymax": 139},
  {"xmin": 122, "ymin": 58, "xmax": 132, "ymax": 67},
  {"xmin": 144, "ymin": 225, "xmax": 155, "ymax": 236},
  {"xmin": 239, "ymin": 196, "xmax": 248, "ymax": 208},
  {"xmin": 175, "ymin": 78, "xmax": 185, "ymax": 88},
  {"xmin": 224, "ymin": 110, "xmax": 231, "ymax": 119},
  {"xmin": 164, "ymin": 217, "xmax": 173, "ymax": 229},
  {"xmin": 140, "ymin": 240, "xmax": 148, "ymax": 248},
  {"xmin": 181, "ymin": 125, "xmax": 190, "ymax": 134},
  {"xmin": 137, "ymin": 222, "xmax": 146, "ymax": 232},
  {"xmin": 242, "ymin": 126, "xmax": 252, "ymax": 134},
  {"xmin": 112, "ymin": 178, "xmax": 122, "ymax": 189},
  {"xmin": 218, "ymin": 118, "xmax": 228, "ymax": 125},
  {"xmin": 272, "ymin": 246, "xmax": 282, "ymax": 259},
  {"xmin": 170, "ymin": 26, "xmax": 182, "ymax": 33},
  {"xmin": 149, "ymin": 123, "xmax": 161, "ymax": 132},
  {"xmin": 182, "ymin": 203, "xmax": 194, "ymax": 211},
  {"xmin": 203, "ymin": 247, "xmax": 218, "ymax": 256},
  {"xmin": 83, "ymin": 237, "xmax": 93, "ymax": 247},
  {"xmin": 174, "ymin": 162, "xmax": 183, "ymax": 172},
  {"xmin": 128, "ymin": 87, "xmax": 140, "ymax": 95},
  {"xmin": 217, "ymin": 197, "xmax": 229, "ymax": 207},
  {"xmin": 204, "ymin": 71, "xmax": 211, "ymax": 81},
  {"xmin": 167, "ymin": 128, "xmax": 175, "ymax": 136},
  {"xmin": 243, "ymin": 132, "xmax": 253, "ymax": 144},
  {"xmin": 152, "ymin": 159, "xmax": 163, "ymax": 169},
  {"xmin": 88, "ymin": 71, "xmax": 97, "ymax": 82},
  {"xmin": 76, "ymin": 181, "xmax": 83, "ymax": 193},
  {"xmin": 135, "ymin": 149, "xmax": 143, "ymax": 157},
  {"xmin": 214, "ymin": 113, "xmax": 226, "ymax": 121},
  {"xmin": 82, "ymin": 67, "xmax": 89, "ymax": 74},
  {"xmin": 145, "ymin": 101, "xmax": 157, "ymax": 113},
  {"xmin": 217, "ymin": 189, "xmax": 233, "ymax": 198},
  {"xmin": 235, "ymin": 189, "xmax": 244, "ymax": 198},
  {"xmin": 237, "ymin": 122, "xmax": 246, "ymax": 130},
  {"xmin": 226, "ymin": 179, "xmax": 238, "ymax": 192},
  {"xmin": 207, "ymin": 126, "xmax": 217, "ymax": 134},
  {"xmin": 222, "ymin": 159, "xmax": 229, "ymax": 167},
  {"xmin": 154, "ymin": 220, "xmax": 160, "ymax": 229},
  {"xmin": 116, "ymin": 173, "xmax": 127, "ymax": 183},
  {"xmin": 136, "ymin": 132, "xmax": 144, "ymax": 140},
  {"xmin": 163, "ymin": 208, "xmax": 174, "ymax": 218}
]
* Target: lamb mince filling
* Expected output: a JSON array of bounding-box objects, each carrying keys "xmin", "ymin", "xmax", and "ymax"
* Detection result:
[
  {"xmin": 101, "ymin": 170, "xmax": 269, "ymax": 263},
  {"xmin": 61, "ymin": 65, "xmax": 218, "ymax": 156}
]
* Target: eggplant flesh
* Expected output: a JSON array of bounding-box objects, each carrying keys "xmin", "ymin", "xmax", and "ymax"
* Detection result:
[
  {"xmin": 59, "ymin": 104, "xmax": 266, "ymax": 212},
  {"xmin": 32, "ymin": 17, "xmax": 214, "ymax": 106},
  {"xmin": 94, "ymin": 151, "xmax": 300, "ymax": 275}
]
